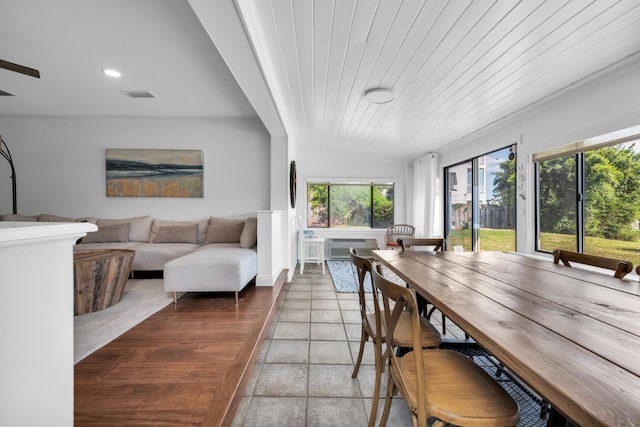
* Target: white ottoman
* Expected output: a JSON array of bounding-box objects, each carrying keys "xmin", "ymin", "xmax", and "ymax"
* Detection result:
[{"xmin": 164, "ymin": 246, "xmax": 257, "ymax": 304}]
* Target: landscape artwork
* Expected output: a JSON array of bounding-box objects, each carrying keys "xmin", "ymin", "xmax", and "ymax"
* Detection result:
[{"xmin": 106, "ymin": 149, "xmax": 203, "ymax": 198}]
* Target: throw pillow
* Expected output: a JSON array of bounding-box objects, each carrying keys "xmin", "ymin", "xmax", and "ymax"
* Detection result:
[
  {"xmin": 151, "ymin": 224, "xmax": 199, "ymax": 243},
  {"xmin": 240, "ymin": 217, "xmax": 258, "ymax": 248},
  {"xmin": 81, "ymin": 223, "xmax": 130, "ymax": 243},
  {"xmin": 0, "ymin": 213, "xmax": 38, "ymax": 222},
  {"xmin": 149, "ymin": 218, "xmax": 208, "ymax": 243},
  {"xmin": 97, "ymin": 215, "xmax": 153, "ymax": 242},
  {"xmin": 203, "ymin": 217, "xmax": 245, "ymax": 244},
  {"xmin": 39, "ymin": 213, "xmax": 74, "ymax": 222}
]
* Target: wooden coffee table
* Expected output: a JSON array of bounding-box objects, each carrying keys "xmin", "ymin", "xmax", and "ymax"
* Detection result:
[{"xmin": 73, "ymin": 249, "xmax": 135, "ymax": 315}]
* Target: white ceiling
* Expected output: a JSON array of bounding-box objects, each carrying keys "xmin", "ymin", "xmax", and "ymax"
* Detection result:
[
  {"xmin": 0, "ymin": 0, "xmax": 256, "ymax": 118},
  {"xmin": 236, "ymin": 0, "xmax": 640, "ymax": 160},
  {"xmin": 2, "ymin": 1, "xmax": 640, "ymax": 162}
]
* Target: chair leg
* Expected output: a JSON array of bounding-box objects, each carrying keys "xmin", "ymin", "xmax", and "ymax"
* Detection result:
[
  {"xmin": 351, "ymin": 327, "xmax": 368, "ymax": 378},
  {"xmin": 379, "ymin": 374, "xmax": 395, "ymax": 427},
  {"xmin": 368, "ymin": 339, "xmax": 383, "ymax": 427}
]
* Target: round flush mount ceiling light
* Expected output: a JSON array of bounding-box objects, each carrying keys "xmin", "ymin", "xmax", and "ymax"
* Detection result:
[
  {"xmin": 364, "ymin": 88, "xmax": 394, "ymax": 104},
  {"xmin": 102, "ymin": 68, "xmax": 122, "ymax": 78}
]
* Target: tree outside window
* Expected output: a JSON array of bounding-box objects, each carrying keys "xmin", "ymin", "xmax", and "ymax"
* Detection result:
[{"xmin": 307, "ymin": 183, "xmax": 394, "ymax": 228}]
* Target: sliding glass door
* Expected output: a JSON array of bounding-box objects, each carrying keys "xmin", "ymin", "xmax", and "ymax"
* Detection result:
[{"xmin": 445, "ymin": 146, "xmax": 516, "ymax": 252}]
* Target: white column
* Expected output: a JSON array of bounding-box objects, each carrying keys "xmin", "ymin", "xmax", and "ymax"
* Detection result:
[
  {"xmin": 0, "ymin": 221, "xmax": 96, "ymax": 427},
  {"xmin": 256, "ymin": 210, "xmax": 284, "ymax": 286}
]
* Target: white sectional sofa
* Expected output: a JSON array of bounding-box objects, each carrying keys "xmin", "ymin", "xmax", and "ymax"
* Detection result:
[{"xmin": 0, "ymin": 212, "xmax": 258, "ymax": 302}]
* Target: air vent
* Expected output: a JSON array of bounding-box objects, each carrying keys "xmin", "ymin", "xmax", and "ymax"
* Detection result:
[
  {"xmin": 0, "ymin": 89, "xmax": 15, "ymax": 96},
  {"xmin": 120, "ymin": 90, "xmax": 156, "ymax": 98}
]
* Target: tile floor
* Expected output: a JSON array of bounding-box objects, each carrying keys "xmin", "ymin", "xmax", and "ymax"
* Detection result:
[{"xmin": 232, "ymin": 262, "xmax": 468, "ymax": 427}]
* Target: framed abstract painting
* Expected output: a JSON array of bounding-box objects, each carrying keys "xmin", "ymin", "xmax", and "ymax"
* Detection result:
[{"xmin": 106, "ymin": 149, "xmax": 203, "ymax": 198}]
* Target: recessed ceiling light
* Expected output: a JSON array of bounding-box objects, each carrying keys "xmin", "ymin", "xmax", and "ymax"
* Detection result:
[
  {"xmin": 120, "ymin": 90, "xmax": 156, "ymax": 98},
  {"xmin": 102, "ymin": 68, "xmax": 121, "ymax": 78},
  {"xmin": 364, "ymin": 88, "xmax": 394, "ymax": 104}
]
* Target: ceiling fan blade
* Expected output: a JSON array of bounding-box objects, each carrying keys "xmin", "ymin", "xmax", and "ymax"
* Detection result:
[{"xmin": 0, "ymin": 59, "xmax": 40, "ymax": 79}]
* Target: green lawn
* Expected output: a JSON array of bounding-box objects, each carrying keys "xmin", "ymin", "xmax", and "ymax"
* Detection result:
[{"xmin": 447, "ymin": 229, "xmax": 640, "ymax": 266}]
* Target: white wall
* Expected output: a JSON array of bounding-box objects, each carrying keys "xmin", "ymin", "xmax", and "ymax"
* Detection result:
[
  {"xmin": 0, "ymin": 116, "xmax": 270, "ymax": 219},
  {"xmin": 296, "ymin": 151, "xmax": 410, "ymax": 248},
  {"xmin": 437, "ymin": 55, "xmax": 640, "ymax": 254}
]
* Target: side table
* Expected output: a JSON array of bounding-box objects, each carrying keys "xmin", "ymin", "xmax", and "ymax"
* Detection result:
[
  {"xmin": 299, "ymin": 236, "xmax": 325, "ymax": 275},
  {"xmin": 73, "ymin": 249, "xmax": 135, "ymax": 315}
]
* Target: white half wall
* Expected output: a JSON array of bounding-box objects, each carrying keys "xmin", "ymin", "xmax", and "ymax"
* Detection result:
[{"xmin": 0, "ymin": 116, "xmax": 270, "ymax": 219}]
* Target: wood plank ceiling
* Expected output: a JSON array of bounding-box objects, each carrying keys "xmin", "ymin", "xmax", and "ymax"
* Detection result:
[{"xmin": 236, "ymin": 0, "xmax": 640, "ymax": 161}]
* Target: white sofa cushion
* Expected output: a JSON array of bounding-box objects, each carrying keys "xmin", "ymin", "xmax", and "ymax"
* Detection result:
[
  {"xmin": 164, "ymin": 246, "xmax": 257, "ymax": 293},
  {"xmin": 127, "ymin": 242, "xmax": 198, "ymax": 271}
]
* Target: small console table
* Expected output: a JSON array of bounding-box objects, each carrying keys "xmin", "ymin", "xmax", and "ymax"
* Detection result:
[{"xmin": 74, "ymin": 249, "xmax": 135, "ymax": 315}]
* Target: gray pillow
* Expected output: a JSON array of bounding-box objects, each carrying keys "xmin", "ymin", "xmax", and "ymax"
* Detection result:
[
  {"xmin": 152, "ymin": 224, "xmax": 199, "ymax": 243},
  {"xmin": 81, "ymin": 223, "xmax": 130, "ymax": 243},
  {"xmin": 240, "ymin": 217, "xmax": 257, "ymax": 248},
  {"xmin": 203, "ymin": 217, "xmax": 245, "ymax": 244},
  {"xmin": 97, "ymin": 215, "xmax": 153, "ymax": 242},
  {"xmin": 39, "ymin": 213, "xmax": 74, "ymax": 222},
  {"xmin": 1, "ymin": 213, "xmax": 38, "ymax": 222}
]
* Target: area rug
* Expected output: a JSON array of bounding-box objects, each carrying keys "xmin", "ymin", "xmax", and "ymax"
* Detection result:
[
  {"xmin": 74, "ymin": 279, "xmax": 174, "ymax": 363},
  {"xmin": 327, "ymin": 260, "xmax": 372, "ymax": 292}
]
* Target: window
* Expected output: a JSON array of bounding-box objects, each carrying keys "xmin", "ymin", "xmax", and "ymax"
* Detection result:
[
  {"xmin": 535, "ymin": 133, "xmax": 640, "ymax": 266},
  {"xmin": 307, "ymin": 183, "xmax": 394, "ymax": 228},
  {"xmin": 445, "ymin": 146, "xmax": 516, "ymax": 252}
]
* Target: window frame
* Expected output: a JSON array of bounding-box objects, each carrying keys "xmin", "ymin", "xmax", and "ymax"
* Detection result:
[
  {"xmin": 306, "ymin": 181, "xmax": 395, "ymax": 229},
  {"xmin": 534, "ymin": 140, "xmax": 640, "ymax": 256}
]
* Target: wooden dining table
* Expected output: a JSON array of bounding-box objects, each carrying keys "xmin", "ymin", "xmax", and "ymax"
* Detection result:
[{"xmin": 372, "ymin": 249, "xmax": 640, "ymax": 427}]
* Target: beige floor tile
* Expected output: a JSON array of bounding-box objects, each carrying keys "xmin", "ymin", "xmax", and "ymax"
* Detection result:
[
  {"xmin": 308, "ymin": 364, "xmax": 362, "ymax": 398},
  {"xmin": 309, "ymin": 340, "xmax": 353, "ymax": 364},
  {"xmin": 278, "ymin": 308, "xmax": 311, "ymax": 322},
  {"xmin": 272, "ymin": 322, "xmax": 310, "ymax": 340},
  {"xmin": 310, "ymin": 323, "xmax": 347, "ymax": 341},
  {"xmin": 241, "ymin": 397, "xmax": 306, "ymax": 427},
  {"xmin": 253, "ymin": 363, "xmax": 308, "ymax": 397},
  {"xmin": 310, "ymin": 309, "xmax": 343, "ymax": 323},
  {"xmin": 306, "ymin": 398, "xmax": 367, "ymax": 427},
  {"xmin": 311, "ymin": 299, "xmax": 340, "ymax": 310},
  {"xmin": 265, "ymin": 340, "xmax": 309, "ymax": 364}
]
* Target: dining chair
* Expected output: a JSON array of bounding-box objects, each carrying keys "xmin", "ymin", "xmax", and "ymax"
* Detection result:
[
  {"xmin": 398, "ymin": 237, "xmax": 444, "ymax": 252},
  {"xmin": 348, "ymin": 248, "xmax": 441, "ymax": 427},
  {"xmin": 371, "ymin": 263, "xmax": 521, "ymax": 427},
  {"xmin": 398, "ymin": 238, "xmax": 446, "ymax": 331},
  {"xmin": 397, "ymin": 237, "xmax": 471, "ymax": 340},
  {"xmin": 383, "ymin": 224, "xmax": 415, "ymax": 249},
  {"xmin": 552, "ymin": 249, "xmax": 633, "ymax": 279}
]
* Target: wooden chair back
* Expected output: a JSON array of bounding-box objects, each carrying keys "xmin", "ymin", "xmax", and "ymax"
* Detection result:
[
  {"xmin": 371, "ymin": 263, "xmax": 424, "ymax": 417},
  {"xmin": 372, "ymin": 263, "xmax": 520, "ymax": 427},
  {"xmin": 349, "ymin": 248, "xmax": 380, "ymax": 335},
  {"xmin": 398, "ymin": 237, "xmax": 445, "ymax": 252},
  {"xmin": 384, "ymin": 224, "xmax": 415, "ymax": 248},
  {"xmin": 552, "ymin": 249, "xmax": 633, "ymax": 279}
]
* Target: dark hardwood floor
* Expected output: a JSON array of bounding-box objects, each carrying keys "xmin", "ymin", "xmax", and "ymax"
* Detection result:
[{"xmin": 75, "ymin": 272, "xmax": 287, "ymax": 427}]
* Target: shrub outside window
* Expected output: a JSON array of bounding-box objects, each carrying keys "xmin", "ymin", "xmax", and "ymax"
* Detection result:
[
  {"xmin": 307, "ymin": 183, "xmax": 394, "ymax": 228},
  {"xmin": 535, "ymin": 141, "xmax": 640, "ymax": 266}
]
